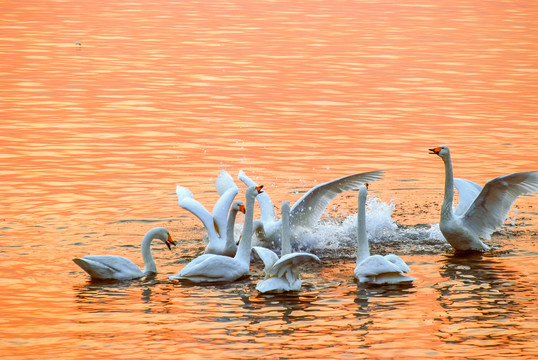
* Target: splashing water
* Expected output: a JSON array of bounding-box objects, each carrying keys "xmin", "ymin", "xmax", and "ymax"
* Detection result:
[{"xmin": 234, "ymin": 196, "xmax": 450, "ymax": 258}]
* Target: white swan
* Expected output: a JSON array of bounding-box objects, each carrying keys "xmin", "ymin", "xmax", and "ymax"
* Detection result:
[
  {"xmin": 238, "ymin": 170, "xmax": 385, "ymax": 244},
  {"xmin": 226, "ymin": 200, "xmax": 245, "ymax": 244},
  {"xmin": 354, "ymin": 185, "xmax": 415, "ymax": 284},
  {"xmin": 73, "ymin": 227, "xmax": 175, "ymax": 281},
  {"xmin": 169, "ymin": 185, "xmax": 263, "ymax": 283},
  {"xmin": 253, "ymin": 201, "xmax": 321, "ymax": 293},
  {"xmin": 430, "ymin": 145, "xmax": 538, "ymax": 251},
  {"xmin": 176, "ymin": 170, "xmax": 240, "ymax": 256}
]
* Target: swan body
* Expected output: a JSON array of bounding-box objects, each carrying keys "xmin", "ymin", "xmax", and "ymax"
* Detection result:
[
  {"xmin": 354, "ymin": 185, "xmax": 415, "ymax": 284},
  {"xmin": 169, "ymin": 185, "xmax": 263, "ymax": 283},
  {"xmin": 73, "ymin": 227, "xmax": 175, "ymax": 281},
  {"xmin": 238, "ymin": 170, "xmax": 385, "ymax": 245},
  {"xmin": 430, "ymin": 145, "xmax": 538, "ymax": 252},
  {"xmin": 176, "ymin": 170, "xmax": 240, "ymax": 256},
  {"xmin": 253, "ymin": 201, "xmax": 320, "ymax": 293}
]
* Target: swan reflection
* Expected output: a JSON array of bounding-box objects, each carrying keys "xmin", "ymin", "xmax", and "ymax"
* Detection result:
[{"xmin": 434, "ymin": 253, "xmax": 527, "ymax": 346}]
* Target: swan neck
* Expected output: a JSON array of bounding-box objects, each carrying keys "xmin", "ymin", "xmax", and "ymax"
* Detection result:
[
  {"xmin": 281, "ymin": 201, "xmax": 291, "ymax": 256},
  {"xmin": 141, "ymin": 229, "xmax": 157, "ymax": 274},
  {"xmin": 235, "ymin": 195, "xmax": 256, "ymax": 264},
  {"xmin": 225, "ymin": 207, "xmax": 239, "ymax": 252},
  {"xmin": 441, "ymin": 154, "xmax": 455, "ymax": 220},
  {"xmin": 356, "ymin": 193, "xmax": 369, "ymax": 265}
]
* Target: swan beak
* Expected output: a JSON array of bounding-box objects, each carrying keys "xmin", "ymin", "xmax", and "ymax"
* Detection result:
[
  {"xmin": 429, "ymin": 146, "xmax": 442, "ymax": 155},
  {"xmin": 239, "ymin": 204, "xmax": 246, "ymax": 214},
  {"xmin": 256, "ymin": 185, "xmax": 264, "ymax": 194},
  {"xmin": 166, "ymin": 233, "xmax": 176, "ymax": 250},
  {"xmin": 365, "ymin": 183, "xmax": 369, "ymax": 189}
]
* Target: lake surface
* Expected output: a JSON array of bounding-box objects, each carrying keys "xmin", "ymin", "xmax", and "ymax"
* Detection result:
[{"xmin": 1, "ymin": 0, "xmax": 537, "ymax": 359}]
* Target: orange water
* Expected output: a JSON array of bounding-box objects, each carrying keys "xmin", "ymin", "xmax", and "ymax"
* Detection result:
[{"xmin": 1, "ymin": 1, "xmax": 537, "ymax": 359}]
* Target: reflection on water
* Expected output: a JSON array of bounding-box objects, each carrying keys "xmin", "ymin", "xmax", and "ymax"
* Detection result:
[
  {"xmin": 434, "ymin": 254, "xmax": 535, "ymax": 352},
  {"xmin": 1, "ymin": 0, "xmax": 538, "ymax": 358}
]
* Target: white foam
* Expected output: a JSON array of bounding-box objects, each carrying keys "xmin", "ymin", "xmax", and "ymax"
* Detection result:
[{"xmin": 236, "ymin": 196, "xmax": 448, "ymax": 256}]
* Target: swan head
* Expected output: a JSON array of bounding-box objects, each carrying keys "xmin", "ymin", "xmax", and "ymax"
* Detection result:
[
  {"xmin": 232, "ymin": 200, "xmax": 246, "ymax": 214},
  {"xmin": 151, "ymin": 227, "xmax": 176, "ymax": 250},
  {"xmin": 359, "ymin": 184, "xmax": 368, "ymax": 201},
  {"xmin": 246, "ymin": 185, "xmax": 264, "ymax": 199},
  {"xmin": 429, "ymin": 145, "xmax": 450, "ymax": 159}
]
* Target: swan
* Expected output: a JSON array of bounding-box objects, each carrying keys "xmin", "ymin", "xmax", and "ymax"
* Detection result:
[
  {"xmin": 226, "ymin": 200, "xmax": 246, "ymax": 244},
  {"xmin": 73, "ymin": 227, "xmax": 175, "ymax": 281},
  {"xmin": 354, "ymin": 185, "xmax": 415, "ymax": 284},
  {"xmin": 253, "ymin": 201, "xmax": 321, "ymax": 293},
  {"xmin": 238, "ymin": 169, "xmax": 385, "ymax": 245},
  {"xmin": 429, "ymin": 145, "xmax": 538, "ymax": 252},
  {"xmin": 169, "ymin": 185, "xmax": 263, "ymax": 283},
  {"xmin": 176, "ymin": 170, "xmax": 240, "ymax": 256}
]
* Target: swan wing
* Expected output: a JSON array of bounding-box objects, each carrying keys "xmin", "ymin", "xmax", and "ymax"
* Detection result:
[
  {"xmin": 454, "ymin": 178, "xmax": 482, "ymax": 216},
  {"xmin": 215, "ymin": 169, "xmax": 236, "ymax": 196},
  {"xmin": 462, "ymin": 171, "xmax": 538, "ymax": 239},
  {"xmin": 173, "ymin": 254, "xmax": 245, "ymax": 281},
  {"xmin": 176, "ymin": 185, "xmax": 218, "ymax": 238},
  {"xmin": 256, "ymin": 276, "xmax": 296, "ymax": 293},
  {"xmin": 269, "ymin": 253, "xmax": 320, "ymax": 278},
  {"xmin": 73, "ymin": 255, "xmax": 142, "ymax": 280},
  {"xmin": 252, "ymin": 246, "xmax": 279, "ymax": 273},
  {"xmin": 355, "ymin": 255, "xmax": 402, "ymax": 277},
  {"xmin": 211, "ymin": 186, "xmax": 239, "ymax": 238},
  {"xmin": 383, "ymin": 254, "xmax": 411, "ymax": 273},
  {"xmin": 290, "ymin": 170, "xmax": 385, "ymax": 228},
  {"xmin": 238, "ymin": 170, "xmax": 276, "ymax": 222}
]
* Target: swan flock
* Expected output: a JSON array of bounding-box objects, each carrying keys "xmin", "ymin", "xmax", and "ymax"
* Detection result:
[{"xmin": 73, "ymin": 146, "xmax": 537, "ymax": 291}]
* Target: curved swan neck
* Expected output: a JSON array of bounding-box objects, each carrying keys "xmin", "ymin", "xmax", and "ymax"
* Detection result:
[
  {"xmin": 235, "ymin": 193, "xmax": 256, "ymax": 264},
  {"xmin": 141, "ymin": 228, "xmax": 159, "ymax": 274},
  {"xmin": 281, "ymin": 201, "xmax": 291, "ymax": 256},
  {"xmin": 441, "ymin": 153, "xmax": 455, "ymax": 220},
  {"xmin": 357, "ymin": 187, "xmax": 369, "ymax": 265},
  {"xmin": 225, "ymin": 206, "xmax": 240, "ymax": 253}
]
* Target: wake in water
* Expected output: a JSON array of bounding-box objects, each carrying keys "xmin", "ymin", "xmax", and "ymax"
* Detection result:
[{"xmin": 242, "ymin": 196, "xmax": 450, "ymax": 259}]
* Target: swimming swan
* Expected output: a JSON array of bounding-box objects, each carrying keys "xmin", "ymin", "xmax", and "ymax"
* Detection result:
[
  {"xmin": 176, "ymin": 170, "xmax": 240, "ymax": 256},
  {"xmin": 253, "ymin": 201, "xmax": 321, "ymax": 293},
  {"xmin": 169, "ymin": 185, "xmax": 263, "ymax": 283},
  {"xmin": 354, "ymin": 185, "xmax": 415, "ymax": 284},
  {"xmin": 73, "ymin": 227, "xmax": 175, "ymax": 281},
  {"xmin": 238, "ymin": 170, "xmax": 385, "ymax": 244},
  {"xmin": 430, "ymin": 145, "xmax": 538, "ymax": 251}
]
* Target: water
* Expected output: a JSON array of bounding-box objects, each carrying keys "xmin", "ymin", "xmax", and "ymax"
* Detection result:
[{"xmin": 1, "ymin": 0, "xmax": 537, "ymax": 358}]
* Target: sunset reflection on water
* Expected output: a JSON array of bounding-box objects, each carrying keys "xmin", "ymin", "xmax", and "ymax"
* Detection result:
[{"xmin": 1, "ymin": 0, "xmax": 537, "ymax": 359}]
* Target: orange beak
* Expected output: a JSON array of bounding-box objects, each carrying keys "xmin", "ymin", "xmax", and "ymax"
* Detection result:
[
  {"xmin": 429, "ymin": 146, "xmax": 442, "ymax": 155},
  {"xmin": 365, "ymin": 183, "xmax": 369, "ymax": 190},
  {"xmin": 166, "ymin": 233, "xmax": 176, "ymax": 250},
  {"xmin": 239, "ymin": 204, "xmax": 246, "ymax": 214},
  {"xmin": 256, "ymin": 185, "xmax": 264, "ymax": 193}
]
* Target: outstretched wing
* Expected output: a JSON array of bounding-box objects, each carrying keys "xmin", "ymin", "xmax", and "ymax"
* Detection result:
[
  {"xmin": 454, "ymin": 178, "xmax": 482, "ymax": 216},
  {"xmin": 215, "ymin": 169, "xmax": 236, "ymax": 196},
  {"xmin": 252, "ymin": 246, "xmax": 279, "ymax": 274},
  {"xmin": 176, "ymin": 185, "xmax": 218, "ymax": 239},
  {"xmin": 238, "ymin": 170, "xmax": 276, "ymax": 222},
  {"xmin": 211, "ymin": 186, "xmax": 239, "ymax": 238},
  {"xmin": 462, "ymin": 171, "xmax": 538, "ymax": 239},
  {"xmin": 290, "ymin": 170, "xmax": 385, "ymax": 228}
]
